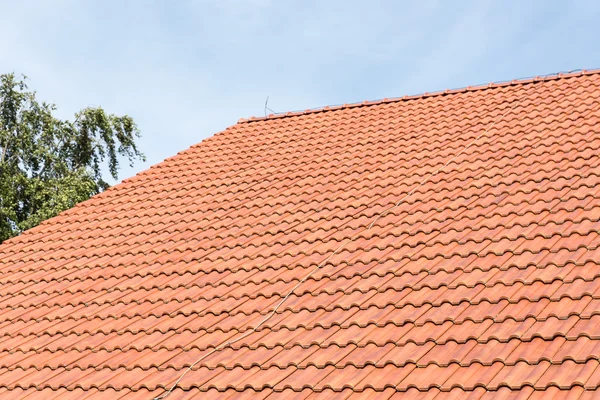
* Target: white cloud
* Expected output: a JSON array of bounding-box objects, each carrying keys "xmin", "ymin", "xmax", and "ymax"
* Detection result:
[{"xmin": 1, "ymin": 0, "xmax": 599, "ymax": 183}]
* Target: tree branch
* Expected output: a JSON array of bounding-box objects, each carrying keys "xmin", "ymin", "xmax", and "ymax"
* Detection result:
[
  {"xmin": 0, "ymin": 142, "xmax": 6, "ymax": 163},
  {"xmin": 0, "ymin": 134, "xmax": 13, "ymax": 164}
]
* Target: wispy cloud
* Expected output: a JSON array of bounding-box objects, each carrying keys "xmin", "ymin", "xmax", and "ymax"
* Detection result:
[{"xmin": 1, "ymin": 0, "xmax": 599, "ymax": 183}]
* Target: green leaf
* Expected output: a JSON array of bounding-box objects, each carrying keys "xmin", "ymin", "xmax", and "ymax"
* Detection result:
[{"xmin": 0, "ymin": 72, "xmax": 145, "ymax": 243}]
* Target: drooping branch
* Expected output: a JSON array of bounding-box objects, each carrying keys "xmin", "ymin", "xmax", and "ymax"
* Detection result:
[{"xmin": 0, "ymin": 72, "xmax": 145, "ymax": 243}]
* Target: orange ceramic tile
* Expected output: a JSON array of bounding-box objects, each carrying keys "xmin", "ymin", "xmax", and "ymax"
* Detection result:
[
  {"xmin": 535, "ymin": 359, "xmax": 599, "ymax": 389},
  {"xmin": 1, "ymin": 71, "xmax": 600, "ymax": 397},
  {"xmin": 417, "ymin": 339, "xmax": 478, "ymax": 366}
]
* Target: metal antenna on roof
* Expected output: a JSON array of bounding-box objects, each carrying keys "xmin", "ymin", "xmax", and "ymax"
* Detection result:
[
  {"xmin": 153, "ymin": 69, "xmax": 584, "ymax": 400},
  {"xmin": 264, "ymin": 96, "xmax": 276, "ymax": 117}
]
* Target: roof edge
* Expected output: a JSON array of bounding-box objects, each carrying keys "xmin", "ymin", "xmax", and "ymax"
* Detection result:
[{"xmin": 237, "ymin": 68, "xmax": 600, "ymax": 124}]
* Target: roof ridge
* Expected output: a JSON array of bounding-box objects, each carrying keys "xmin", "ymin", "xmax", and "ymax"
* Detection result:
[{"xmin": 237, "ymin": 68, "xmax": 600, "ymax": 124}]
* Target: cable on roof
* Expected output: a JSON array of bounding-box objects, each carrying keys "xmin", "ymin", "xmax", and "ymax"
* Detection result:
[{"xmin": 153, "ymin": 70, "xmax": 578, "ymax": 399}]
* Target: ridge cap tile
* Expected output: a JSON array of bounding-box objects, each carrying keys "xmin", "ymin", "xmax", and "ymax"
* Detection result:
[{"xmin": 237, "ymin": 69, "xmax": 600, "ymax": 123}]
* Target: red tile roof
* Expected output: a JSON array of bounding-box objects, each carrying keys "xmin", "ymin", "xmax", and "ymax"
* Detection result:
[{"xmin": 1, "ymin": 70, "xmax": 600, "ymax": 398}]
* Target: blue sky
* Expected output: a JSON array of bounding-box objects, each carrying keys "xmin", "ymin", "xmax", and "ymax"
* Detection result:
[{"xmin": 2, "ymin": 0, "xmax": 600, "ymax": 183}]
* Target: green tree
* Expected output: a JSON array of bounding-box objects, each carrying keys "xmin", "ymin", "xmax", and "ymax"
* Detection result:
[{"xmin": 0, "ymin": 73, "xmax": 145, "ymax": 243}]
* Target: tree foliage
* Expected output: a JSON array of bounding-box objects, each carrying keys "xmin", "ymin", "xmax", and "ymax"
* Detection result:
[{"xmin": 0, "ymin": 73, "xmax": 145, "ymax": 243}]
